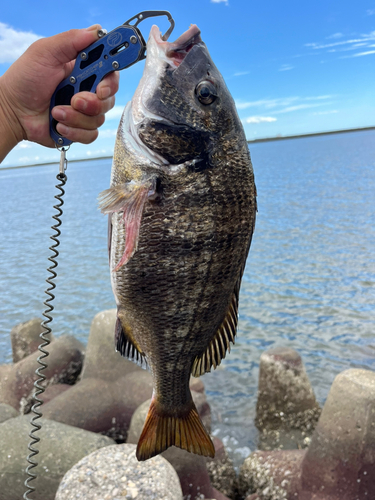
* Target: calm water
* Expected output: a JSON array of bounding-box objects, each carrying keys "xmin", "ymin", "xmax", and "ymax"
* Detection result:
[{"xmin": 1, "ymin": 130, "xmax": 374, "ymax": 466}]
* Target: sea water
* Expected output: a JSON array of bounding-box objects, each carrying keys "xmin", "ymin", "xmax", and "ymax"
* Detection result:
[{"xmin": 0, "ymin": 130, "xmax": 374, "ymax": 466}]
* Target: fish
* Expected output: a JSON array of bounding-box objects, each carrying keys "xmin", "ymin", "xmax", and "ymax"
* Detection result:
[{"xmin": 98, "ymin": 23, "xmax": 257, "ymax": 461}]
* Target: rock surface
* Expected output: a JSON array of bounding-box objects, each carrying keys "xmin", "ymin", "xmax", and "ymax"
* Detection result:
[
  {"xmin": 206, "ymin": 436, "xmax": 237, "ymax": 499},
  {"xmin": 0, "ymin": 415, "xmax": 114, "ymax": 500},
  {"xmin": 255, "ymin": 347, "xmax": 321, "ymax": 451},
  {"xmin": 126, "ymin": 398, "xmax": 150, "ymax": 445},
  {"xmin": 238, "ymin": 449, "xmax": 305, "ymax": 500},
  {"xmin": 0, "ymin": 403, "xmax": 18, "ymax": 423},
  {"xmin": 81, "ymin": 309, "xmax": 143, "ymax": 381},
  {"xmin": 301, "ymin": 368, "xmax": 375, "ymax": 500},
  {"xmin": 42, "ymin": 370, "xmax": 154, "ymax": 440},
  {"xmin": 10, "ymin": 318, "xmax": 54, "ymax": 363},
  {"xmin": 42, "ymin": 383, "xmax": 71, "ymax": 405},
  {"xmin": 55, "ymin": 443, "xmax": 183, "ymax": 500},
  {"xmin": 239, "ymin": 368, "xmax": 375, "ymax": 500},
  {"xmin": 0, "ymin": 335, "xmax": 84, "ymax": 411},
  {"xmin": 162, "ymin": 446, "xmax": 215, "ymax": 499}
]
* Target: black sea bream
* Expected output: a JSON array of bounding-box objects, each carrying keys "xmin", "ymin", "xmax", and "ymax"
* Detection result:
[{"xmin": 99, "ymin": 24, "xmax": 257, "ymax": 460}]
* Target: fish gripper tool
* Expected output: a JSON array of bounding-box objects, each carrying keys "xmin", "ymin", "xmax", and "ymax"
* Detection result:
[{"xmin": 49, "ymin": 10, "xmax": 175, "ymax": 147}]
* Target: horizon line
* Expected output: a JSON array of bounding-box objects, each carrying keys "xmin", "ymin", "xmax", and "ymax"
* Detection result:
[
  {"xmin": 1, "ymin": 126, "xmax": 374, "ymax": 170},
  {"xmin": 247, "ymin": 125, "xmax": 375, "ymax": 143}
]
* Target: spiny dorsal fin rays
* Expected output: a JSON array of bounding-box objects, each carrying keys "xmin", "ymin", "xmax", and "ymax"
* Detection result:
[{"xmin": 191, "ymin": 288, "xmax": 239, "ymax": 377}]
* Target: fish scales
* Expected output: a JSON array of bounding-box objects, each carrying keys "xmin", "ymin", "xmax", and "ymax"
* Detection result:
[{"xmin": 99, "ymin": 23, "xmax": 256, "ymax": 460}]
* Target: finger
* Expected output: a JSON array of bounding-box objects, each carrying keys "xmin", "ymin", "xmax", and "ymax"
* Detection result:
[
  {"xmin": 96, "ymin": 71, "xmax": 120, "ymax": 100},
  {"xmin": 37, "ymin": 25, "xmax": 103, "ymax": 67},
  {"xmin": 51, "ymin": 105, "xmax": 105, "ymax": 130},
  {"xmin": 55, "ymin": 123, "xmax": 99, "ymax": 144},
  {"xmin": 70, "ymin": 93, "xmax": 116, "ymax": 116}
]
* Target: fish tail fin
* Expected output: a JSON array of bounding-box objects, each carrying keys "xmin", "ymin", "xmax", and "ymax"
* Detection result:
[{"xmin": 136, "ymin": 398, "xmax": 215, "ymax": 461}]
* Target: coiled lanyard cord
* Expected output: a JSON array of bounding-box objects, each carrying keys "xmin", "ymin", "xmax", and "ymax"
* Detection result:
[{"xmin": 24, "ymin": 147, "xmax": 68, "ymax": 499}]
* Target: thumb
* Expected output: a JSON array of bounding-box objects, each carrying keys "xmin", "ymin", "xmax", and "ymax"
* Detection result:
[{"xmin": 42, "ymin": 25, "xmax": 103, "ymax": 66}]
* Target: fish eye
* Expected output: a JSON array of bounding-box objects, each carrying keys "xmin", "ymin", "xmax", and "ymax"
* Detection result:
[{"xmin": 195, "ymin": 81, "xmax": 217, "ymax": 105}]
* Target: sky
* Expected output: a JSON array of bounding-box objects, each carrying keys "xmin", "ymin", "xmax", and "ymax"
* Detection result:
[{"xmin": 1, "ymin": 0, "xmax": 375, "ymax": 167}]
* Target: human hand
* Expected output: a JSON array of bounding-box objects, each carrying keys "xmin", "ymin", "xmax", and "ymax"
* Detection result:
[{"xmin": 0, "ymin": 25, "xmax": 119, "ymax": 160}]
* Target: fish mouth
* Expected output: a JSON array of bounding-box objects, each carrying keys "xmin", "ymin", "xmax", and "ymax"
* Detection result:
[{"xmin": 150, "ymin": 24, "xmax": 202, "ymax": 67}]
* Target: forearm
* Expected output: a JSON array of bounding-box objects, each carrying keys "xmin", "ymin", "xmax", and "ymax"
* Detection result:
[{"xmin": 0, "ymin": 76, "xmax": 24, "ymax": 163}]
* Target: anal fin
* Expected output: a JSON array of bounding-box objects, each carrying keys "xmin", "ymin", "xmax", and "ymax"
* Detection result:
[
  {"xmin": 115, "ymin": 313, "xmax": 147, "ymax": 368},
  {"xmin": 136, "ymin": 397, "xmax": 215, "ymax": 461}
]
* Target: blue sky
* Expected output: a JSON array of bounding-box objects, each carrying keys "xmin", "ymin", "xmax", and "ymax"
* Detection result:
[{"xmin": 1, "ymin": 0, "xmax": 375, "ymax": 167}]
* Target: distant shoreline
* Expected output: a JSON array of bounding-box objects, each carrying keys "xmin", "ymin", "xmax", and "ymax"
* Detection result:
[
  {"xmin": 1, "ymin": 126, "xmax": 374, "ymax": 170},
  {"xmin": 247, "ymin": 125, "xmax": 375, "ymax": 144},
  {"xmin": 0, "ymin": 156, "xmax": 113, "ymax": 171}
]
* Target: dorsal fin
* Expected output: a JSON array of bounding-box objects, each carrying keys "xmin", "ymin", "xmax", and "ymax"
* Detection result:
[
  {"xmin": 115, "ymin": 313, "xmax": 147, "ymax": 368},
  {"xmin": 191, "ymin": 285, "xmax": 240, "ymax": 377}
]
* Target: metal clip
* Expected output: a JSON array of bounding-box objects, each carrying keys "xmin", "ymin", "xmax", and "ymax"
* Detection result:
[
  {"xmin": 58, "ymin": 147, "xmax": 69, "ymax": 176},
  {"xmin": 124, "ymin": 10, "xmax": 175, "ymax": 41}
]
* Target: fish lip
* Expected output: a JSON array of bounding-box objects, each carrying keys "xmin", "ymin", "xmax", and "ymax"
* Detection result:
[{"xmin": 150, "ymin": 24, "xmax": 202, "ymax": 67}]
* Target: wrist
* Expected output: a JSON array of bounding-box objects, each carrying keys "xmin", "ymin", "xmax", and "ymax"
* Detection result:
[{"xmin": 0, "ymin": 76, "xmax": 25, "ymax": 163}]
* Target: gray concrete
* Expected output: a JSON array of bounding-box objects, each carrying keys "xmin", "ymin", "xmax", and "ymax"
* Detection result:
[
  {"xmin": 0, "ymin": 403, "xmax": 18, "ymax": 423},
  {"xmin": 0, "ymin": 335, "xmax": 84, "ymax": 411},
  {"xmin": 206, "ymin": 436, "xmax": 237, "ymax": 499},
  {"xmin": 81, "ymin": 309, "xmax": 143, "ymax": 382},
  {"xmin": 55, "ymin": 443, "xmax": 183, "ymax": 499},
  {"xmin": 238, "ymin": 449, "xmax": 305, "ymax": 500},
  {"xmin": 10, "ymin": 318, "xmax": 54, "ymax": 363},
  {"xmin": 0, "ymin": 415, "xmax": 114, "ymax": 500},
  {"xmin": 42, "ymin": 371, "xmax": 153, "ymax": 440},
  {"xmin": 301, "ymin": 368, "xmax": 375, "ymax": 500},
  {"xmin": 255, "ymin": 347, "xmax": 321, "ymax": 450}
]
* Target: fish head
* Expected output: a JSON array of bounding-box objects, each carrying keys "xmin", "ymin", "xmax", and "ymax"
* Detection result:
[{"xmin": 129, "ymin": 24, "xmax": 245, "ymax": 165}]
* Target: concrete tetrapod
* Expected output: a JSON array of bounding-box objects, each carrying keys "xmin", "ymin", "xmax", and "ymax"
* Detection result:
[
  {"xmin": 300, "ymin": 368, "xmax": 375, "ymax": 500},
  {"xmin": 255, "ymin": 347, "xmax": 321, "ymax": 450}
]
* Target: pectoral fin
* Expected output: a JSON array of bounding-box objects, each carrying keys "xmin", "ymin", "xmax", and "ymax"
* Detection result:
[{"xmin": 98, "ymin": 182, "xmax": 151, "ymax": 271}]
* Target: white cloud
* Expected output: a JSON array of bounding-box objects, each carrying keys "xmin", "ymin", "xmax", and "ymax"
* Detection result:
[
  {"xmin": 86, "ymin": 149, "xmax": 110, "ymax": 157},
  {"xmin": 327, "ymin": 33, "xmax": 344, "ymax": 39},
  {"xmin": 305, "ymin": 95, "xmax": 333, "ymax": 101},
  {"xmin": 305, "ymin": 31, "xmax": 375, "ymax": 53},
  {"xmin": 312, "ymin": 110, "xmax": 338, "ymax": 115},
  {"xmin": 16, "ymin": 141, "xmax": 33, "ymax": 149},
  {"xmin": 211, "ymin": 0, "xmax": 229, "ymax": 4},
  {"xmin": 367, "ymin": 9, "xmax": 375, "ymax": 16},
  {"xmin": 279, "ymin": 64, "xmax": 294, "ymax": 71},
  {"xmin": 242, "ymin": 116, "xmax": 277, "ymax": 124},
  {"xmin": 236, "ymin": 98, "xmax": 298, "ymax": 110},
  {"xmin": 349, "ymin": 50, "xmax": 375, "ymax": 57},
  {"xmin": 235, "ymin": 95, "xmax": 333, "ymax": 111},
  {"xmin": 105, "ymin": 105, "xmax": 125, "ymax": 120},
  {"xmin": 273, "ymin": 103, "xmax": 330, "ymax": 114},
  {"xmin": 99, "ymin": 128, "xmax": 118, "ymax": 138},
  {"xmin": 18, "ymin": 156, "xmax": 32, "ymax": 163},
  {"xmin": 233, "ymin": 71, "xmax": 250, "ymax": 77},
  {"xmin": 0, "ymin": 22, "xmax": 42, "ymax": 63}
]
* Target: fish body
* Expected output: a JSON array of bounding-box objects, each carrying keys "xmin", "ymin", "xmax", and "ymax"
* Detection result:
[{"xmin": 99, "ymin": 24, "xmax": 256, "ymax": 460}]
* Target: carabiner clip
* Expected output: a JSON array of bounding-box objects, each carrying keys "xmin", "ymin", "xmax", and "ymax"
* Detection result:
[
  {"xmin": 58, "ymin": 146, "xmax": 69, "ymax": 176},
  {"xmin": 124, "ymin": 10, "xmax": 175, "ymax": 41}
]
